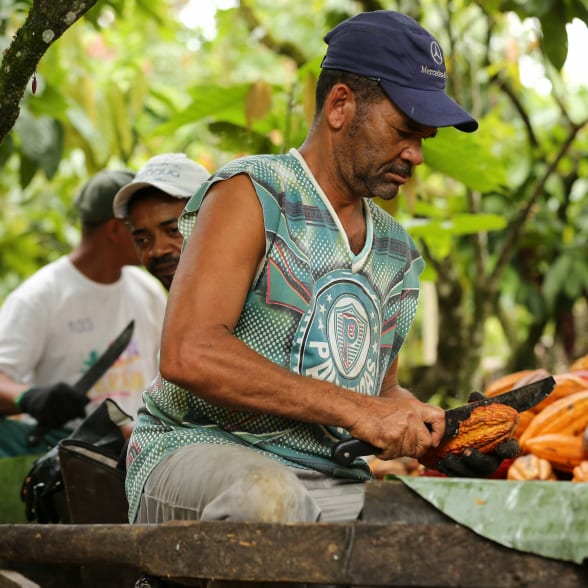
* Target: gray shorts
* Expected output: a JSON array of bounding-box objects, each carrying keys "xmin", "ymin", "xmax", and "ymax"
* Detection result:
[{"xmin": 136, "ymin": 443, "xmax": 366, "ymax": 524}]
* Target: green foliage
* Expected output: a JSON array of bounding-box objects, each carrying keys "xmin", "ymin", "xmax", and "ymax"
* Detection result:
[
  {"xmin": 423, "ymin": 127, "xmax": 508, "ymax": 193},
  {"xmin": 0, "ymin": 0, "xmax": 587, "ymax": 391}
]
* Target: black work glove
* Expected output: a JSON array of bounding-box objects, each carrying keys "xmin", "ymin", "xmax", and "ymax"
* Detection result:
[
  {"xmin": 434, "ymin": 438, "xmax": 520, "ymax": 477},
  {"xmin": 17, "ymin": 383, "xmax": 89, "ymax": 428},
  {"xmin": 433, "ymin": 391, "xmax": 520, "ymax": 478}
]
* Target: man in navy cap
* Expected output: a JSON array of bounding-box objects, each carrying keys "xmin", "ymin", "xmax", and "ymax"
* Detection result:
[{"xmin": 126, "ymin": 10, "xmax": 515, "ymax": 555}]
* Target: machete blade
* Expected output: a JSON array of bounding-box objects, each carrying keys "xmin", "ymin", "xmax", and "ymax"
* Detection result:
[
  {"xmin": 73, "ymin": 319, "xmax": 135, "ymax": 396},
  {"xmin": 444, "ymin": 375, "xmax": 556, "ymax": 438}
]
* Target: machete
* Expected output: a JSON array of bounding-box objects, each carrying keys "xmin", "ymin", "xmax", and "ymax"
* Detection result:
[
  {"xmin": 26, "ymin": 320, "xmax": 135, "ymax": 446},
  {"xmin": 331, "ymin": 375, "xmax": 556, "ymax": 467}
]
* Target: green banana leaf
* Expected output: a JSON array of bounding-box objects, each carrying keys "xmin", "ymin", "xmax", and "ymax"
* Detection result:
[{"xmin": 398, "ymin": 476, "xmax": 588, "ymax": 564}]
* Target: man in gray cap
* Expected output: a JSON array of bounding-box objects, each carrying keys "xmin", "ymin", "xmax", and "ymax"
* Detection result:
[
  {"xmin": 113, "ymin": 153, "xmax": 210, "ymax": 290},
  {"xmin": 0, "ymin": 169, "xmax": 167, "ymax": 457}
]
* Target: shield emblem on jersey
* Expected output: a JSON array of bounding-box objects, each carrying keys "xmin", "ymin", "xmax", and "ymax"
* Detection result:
[{"xmin": 328, "ymin": 297, "xmax": 370, "ymax": 379}]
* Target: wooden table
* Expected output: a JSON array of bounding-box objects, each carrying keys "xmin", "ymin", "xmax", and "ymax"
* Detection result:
[{"xmin": 1, "ymin": 480, "xmax": 586, "ymax": 587}]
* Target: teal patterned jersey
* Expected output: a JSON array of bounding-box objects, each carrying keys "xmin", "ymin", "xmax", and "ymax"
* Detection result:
[{"xmin": 125, "ymin": 149, "xmax": 425, "ymax": 521}]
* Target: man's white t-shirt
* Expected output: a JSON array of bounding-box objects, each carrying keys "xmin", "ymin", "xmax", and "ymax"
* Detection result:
[{"xmin": 0, "ymin": 256, "xmax": 166, "ymax": 419}]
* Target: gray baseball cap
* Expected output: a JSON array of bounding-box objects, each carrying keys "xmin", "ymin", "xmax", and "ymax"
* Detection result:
[
  {"xmin": 75, "ymin": 169, "xmax": 136, "ymax": 223},
  {"xmin": 113, "ymin": 153, "xmax": 210, "ymax": 218}
]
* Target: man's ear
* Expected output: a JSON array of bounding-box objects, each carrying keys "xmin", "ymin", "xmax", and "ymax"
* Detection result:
[
  {"xmin": 324, "ymin": 83, "xmax": 355, "ymax": 130},
  {"xmin": 106, "ymin": 218, "xmax": 129, "ymax": 240}
]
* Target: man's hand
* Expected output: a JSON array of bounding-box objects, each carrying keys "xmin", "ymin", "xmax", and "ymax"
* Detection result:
[
  {"xmin": 348, "ymin": 391, "xmax": 446, "ymax": 462},
  {"xmin": 17, "ymin": 383, "xmax": 88, "ymax": 428}
]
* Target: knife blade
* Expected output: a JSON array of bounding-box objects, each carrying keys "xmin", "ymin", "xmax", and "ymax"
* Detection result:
[
  {"xmin": 331, "ymin": 375, "xmax": 556, "ymax": 467},
  {"xmin": 26, "ymin": 320, "xmax": 135, "ymax": 446},
  {"xmin": 71, "ymin": 319, "xmax": 135, "ymax": 397}
]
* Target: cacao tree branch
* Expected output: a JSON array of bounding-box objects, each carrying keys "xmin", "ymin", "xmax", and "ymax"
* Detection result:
[
  {"xmin": 489, "ymin": 118, "xmax": 588, "ymax": 285},
  {"xmin": 237, "ymin": 1, "xmax": 308, "ymax": 67},
  {"xmin": 491, "ymin": 74, "xmax": 539, "ymax": 149},
  {"xmin": 0, "ymin": 0, "xmax": 100, "ymax": 146}
]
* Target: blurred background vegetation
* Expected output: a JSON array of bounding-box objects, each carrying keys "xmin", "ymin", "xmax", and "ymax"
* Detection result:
[{"xmin": 1, "ymin": 0, "xmax": 587, "ymax": 405}]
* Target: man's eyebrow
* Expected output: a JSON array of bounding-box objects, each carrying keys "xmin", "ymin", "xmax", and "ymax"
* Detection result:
[{"xmin": 131, "ymin": 218, "xmax": 178, "ymax": 236}]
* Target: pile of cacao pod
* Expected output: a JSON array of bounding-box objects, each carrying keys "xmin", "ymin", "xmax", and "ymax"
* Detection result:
[{"xmin": 483, "ymin": 365, "xmax": 588, "ymax": 482}]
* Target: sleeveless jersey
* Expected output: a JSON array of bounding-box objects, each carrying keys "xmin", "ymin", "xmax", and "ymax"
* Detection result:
[{"xmin": 125, "ymin": 149, "xmax": 425, "ymax": 521}]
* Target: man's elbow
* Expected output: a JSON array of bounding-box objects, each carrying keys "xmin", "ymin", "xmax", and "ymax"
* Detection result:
[{"xmin": 159, "ymin": 342, "xmax": 207, "ymax": 391}]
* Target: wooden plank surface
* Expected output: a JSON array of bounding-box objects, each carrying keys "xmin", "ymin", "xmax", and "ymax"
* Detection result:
[
  {"xmin": 1, "ymin": 519, "xmax": 586, "ymax": 586},
  {"xmin": 0, "ymin": 481, "xmax": 586, "ymax": 587}
]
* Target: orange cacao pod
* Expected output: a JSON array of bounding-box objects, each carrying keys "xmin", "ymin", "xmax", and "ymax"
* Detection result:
[
  {"xmin": 570, "ymin": 354, "xmax": 588, "ymax": 372},
  {"xmin": 531, "ymin": 373, "xmax": 588, "ymax": 414},
  {"xmin": 519, "ymin": 389, "xmax": 588, "ymax": 448},
  {"xmin": 512, "ymin": 409, "xmax": 536, "ymax": 440},
  {"xmin": 483, "ymin": 370, "xmax": 537, "ymax": 398},
  {"xmin": 422, "ymin": 403, "xmax": 519, "ymax": 466},
  {"xmin": 524, "ymin": 434, "xmax": 585, "ymax": 473}
]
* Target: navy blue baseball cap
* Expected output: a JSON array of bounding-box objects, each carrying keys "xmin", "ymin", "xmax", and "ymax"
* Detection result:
[{"xmin": 321, "ymin": 10, "xmax": 478, "ymax": 132}]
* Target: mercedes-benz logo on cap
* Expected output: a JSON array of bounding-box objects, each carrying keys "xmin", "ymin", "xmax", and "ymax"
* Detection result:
[{"xmin": 430, "ymin": 41, "xmax": 443, "ymax": 65}]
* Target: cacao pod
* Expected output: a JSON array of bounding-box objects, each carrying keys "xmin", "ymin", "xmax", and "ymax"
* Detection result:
[
  {"xmin": 572, "ymin": 461, "xmax": 588, "ymax": 482},
  {"xmin": 513, "ymin": 410, "xmax": 535, "ymax": 440},
  {"xmin": 507, "ymin": 453, "xmax": 556, "ymax": 481},
  {"xmin": 531, "ymin": 373, "xmax": 588, "ymax": 414},
  {"xmin": 483, "ymin": 370, "xmax": 538, "ymax": 398},
  {"xmin": 422, "ymin": 403, "xmax": 519, "ymax": 466},
  {"xmin": 570, "ymin": 354, "xmax": 588, "ymax": 372},
  {"xmin": 519, "ymin": 389, "xmax": 588, "ymax": 448},
  {"xmin": 524, "ymin": 434, "xmax": 585, "ymax": 473}
]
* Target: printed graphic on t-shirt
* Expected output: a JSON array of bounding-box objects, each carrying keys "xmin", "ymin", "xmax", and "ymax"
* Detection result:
[{"xmin": 82, "ymin": 339, "xmax": 148, "ymax": 412}]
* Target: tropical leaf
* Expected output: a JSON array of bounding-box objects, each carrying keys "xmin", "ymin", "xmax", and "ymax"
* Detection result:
[
  {"xmin": 399, "ymin": 477, "xmax": 588, "ymax": 564},
  {"xmin": 539, "ymin": 6, "xmax": 569, "ymax": 70},
  {"xmin": 423, "ymin": 127, "xmax": 508, "ymax": 193},
  {"xmin": 404, "ymin": 213, "xmax": 507, "ymax": 238}
]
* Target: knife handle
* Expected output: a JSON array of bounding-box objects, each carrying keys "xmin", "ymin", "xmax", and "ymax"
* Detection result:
[{"xmin": 331, "ymin": 439, "xmax": 378, "ymax": 466}]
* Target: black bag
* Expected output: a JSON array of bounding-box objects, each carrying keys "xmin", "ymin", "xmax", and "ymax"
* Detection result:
[
  {"xmin": 20, "ymin": 398, "xmax": 132, "ymax": 523},
  {"xmin": 59, "ymin": 438, "xmax": 129, "ymax": 523}
]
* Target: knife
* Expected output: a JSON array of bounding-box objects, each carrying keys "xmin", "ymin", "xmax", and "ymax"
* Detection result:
[
  {"xmin": 71, "ymin": 320, "xmax": 135, "ymax": 398},
  {"xmin": 26, "ymin": 320, "xmax": 135, "ymax": 446},
  {"xmin": 331, "ymin": 375, "xmax": 556, "ymax": 467}
]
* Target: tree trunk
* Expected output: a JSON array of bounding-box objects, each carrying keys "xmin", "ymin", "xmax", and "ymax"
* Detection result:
[{"xmin": 0, "ymin": 0, "xmax": 100, "ymax": 145}]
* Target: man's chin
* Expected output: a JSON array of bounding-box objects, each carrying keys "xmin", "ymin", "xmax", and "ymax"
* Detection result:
[{"xmin": 371, "ymin": 187, "xmax": 400, "ymax": 201}]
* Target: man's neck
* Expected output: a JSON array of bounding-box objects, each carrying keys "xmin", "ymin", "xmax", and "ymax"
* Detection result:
[{"xmin": 69, "ymin": 242, "xmax": 123, "ymax": 285}]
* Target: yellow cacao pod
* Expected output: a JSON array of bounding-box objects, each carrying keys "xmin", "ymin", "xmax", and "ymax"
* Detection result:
[{"xmin": 507, "ymin": 453, "xmax": 557, "ymax": 481}]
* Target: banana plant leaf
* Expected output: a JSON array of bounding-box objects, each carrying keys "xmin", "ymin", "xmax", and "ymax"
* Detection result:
[{"xmin": 398, "ymin": 476, "xmax": 588, "ymax": 564}]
